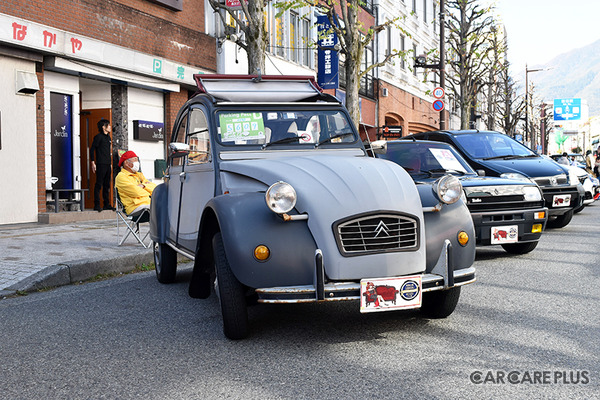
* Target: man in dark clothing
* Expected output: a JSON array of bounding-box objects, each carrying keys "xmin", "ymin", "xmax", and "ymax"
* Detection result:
[{"xmin": 90, "ymin": 119, "xmax": 115, "ymax": 212}]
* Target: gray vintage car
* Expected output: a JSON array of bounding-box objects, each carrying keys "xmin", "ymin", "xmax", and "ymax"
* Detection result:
[{"xmin": 150, "ymin": 75, "xmax": 476, "ymax": 339}]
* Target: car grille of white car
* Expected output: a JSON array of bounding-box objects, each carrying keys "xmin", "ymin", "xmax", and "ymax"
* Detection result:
[{"xmin": 335, "ymin": 213, "xmax": 419, "ymax": 255}]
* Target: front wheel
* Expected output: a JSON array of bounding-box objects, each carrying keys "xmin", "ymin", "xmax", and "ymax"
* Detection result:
[
  {"xmin": 213, "ymin": 233, "xmax": 249, "ymax": 340},
  {"xmin": 154, "ymin": 241, "xmax": 177, "ymax": 283},
  {"xmin": 501, "ymin": 241, "xmax": 539, "ymax": 254},
  {"xmin": 547, "ymin": 209, "xmax": 574, "ymax": 229},
  {"xmin": 420, "ymin": 287, "xmax": 461, "ymax": 319}
]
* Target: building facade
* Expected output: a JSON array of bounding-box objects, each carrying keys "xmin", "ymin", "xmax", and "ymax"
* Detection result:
[{"xmin": 0, "ymin": 0, "xmax": 216, "ymax": 224}]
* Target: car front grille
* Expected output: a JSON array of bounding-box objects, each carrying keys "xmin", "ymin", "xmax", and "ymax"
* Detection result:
[
  {"xmin": 335, "ymin": 213, "xmax": 419, "ymax": 256},
  {"xmin": 464, "ymin": 185, "xmax": 544, "ymax": 212},
  {"xmin": 532, "ymin": 175, "xmax": 568, "ymax": 187}
]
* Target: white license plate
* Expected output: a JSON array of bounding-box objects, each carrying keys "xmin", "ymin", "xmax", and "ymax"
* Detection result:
[
  {"xmin": 491, "ymin": 225, "xmax": 518, "ymax": 244},
  {"xmin": 552, "ymin": 194, "xmax": 571, "ymax": 207},
  {"xmin": 360, "ymin": 275, "xmax": 421, "ymax": 313}
]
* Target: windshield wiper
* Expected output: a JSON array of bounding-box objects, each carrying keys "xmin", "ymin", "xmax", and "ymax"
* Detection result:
[
  {"xmin": 315, "ymin": 131, "xmax": 354, "ymax": 148},
  {"xmin": 262, "ymin": 135, "xmax": 307, "ymax": 149},
  {"xmin": 482, "ymin": 154, "xmax": 521, "ymax": 160},
  {"xmin": 423, "ymin": 168, "xmax": 466, "ymax": 176}
]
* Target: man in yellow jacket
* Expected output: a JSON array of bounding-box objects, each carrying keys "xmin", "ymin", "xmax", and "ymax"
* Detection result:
[{"xmin": 115, "ymin": 150, "xmax": 157, "ymax": 216}]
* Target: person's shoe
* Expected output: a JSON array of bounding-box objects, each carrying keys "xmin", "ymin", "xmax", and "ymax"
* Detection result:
[
  {"xmin": 103, "ymin": 206, "xmax": 116, "ymax": 211},
  {"xmin": 94, "ymin": 206, "xmax": 103, "ymax": 212}
]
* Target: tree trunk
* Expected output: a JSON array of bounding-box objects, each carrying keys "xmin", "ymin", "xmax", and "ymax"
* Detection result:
[
  {"xmin": 245, "ymin": 0, "xmax": 267, "ymax": 75},
  {"xmin": 345, "ymin": 58, "xmax": 361, "ymax": 130}
]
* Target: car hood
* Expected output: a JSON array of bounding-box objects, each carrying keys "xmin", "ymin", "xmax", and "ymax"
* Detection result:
[
  {"xmin": 478, "ymin": 157, "xmax": 566, "ymax": 178},
  {"xmin": 220, "ymin": 155, "xmax": 423, "ymax": 218},
  {"xmin": 219, "ymin": 155, "xmax": 427, "ymax": 278}
]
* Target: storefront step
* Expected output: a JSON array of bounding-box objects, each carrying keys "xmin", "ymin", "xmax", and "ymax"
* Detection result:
[{"xmin": 38, "ymin": 210, "xmax": 116, "ymax": 224}]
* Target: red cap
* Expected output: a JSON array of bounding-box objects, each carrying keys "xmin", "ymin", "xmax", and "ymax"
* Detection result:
[{"xmin": 118, "ymin": 150, "xmax": 138, "ymax": 167}]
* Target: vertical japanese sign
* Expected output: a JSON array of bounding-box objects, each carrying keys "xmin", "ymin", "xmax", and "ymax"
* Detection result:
[
  {"xmin": 317, "ymin": 15, "xmax": 339, "ymax": 90},
  {"xmin": 50, "ymin": 93, "xmax": 73, "ymax": 190}
]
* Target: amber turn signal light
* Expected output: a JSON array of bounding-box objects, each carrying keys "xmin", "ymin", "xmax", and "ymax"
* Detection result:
[
  {"xmin": 254, "ymin": 245, "xmax": 270, "ymax": 261},
  {"xmin": 531, "ymin": 224, "xmax": 543, "ymax": 233},
  {"xmin": 534, "ymin": 211, "xmax": 545, "ymax": 220},
  {"xmin": 457, "ymin": 231, "xmax": 469, "ymax": 246}
]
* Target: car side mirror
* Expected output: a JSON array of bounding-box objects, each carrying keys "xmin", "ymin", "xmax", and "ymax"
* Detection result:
[
  {"xmin": 476, "ymin": 169, "xmax": 485, "ymax": 177},
  {"xmin": 370, "ymin": 140, "xmax": 388, "ymax": 155},
  {"xmin": 169, "ymin": 142, "xmax": 190, "ymax": 158}
]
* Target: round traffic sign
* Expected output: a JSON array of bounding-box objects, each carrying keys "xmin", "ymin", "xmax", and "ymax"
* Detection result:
[
  {"xmin": 433, "ymin": 87, "xmax": 445, "ymax": 99},
  {"xmin": 433, "ymin": 99, "xmax": 445, "ymax": 111}
]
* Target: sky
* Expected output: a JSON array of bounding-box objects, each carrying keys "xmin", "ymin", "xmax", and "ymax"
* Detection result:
[{"xmin": 492, "ymin": 0, "xmax": 600, "ymax": 73}]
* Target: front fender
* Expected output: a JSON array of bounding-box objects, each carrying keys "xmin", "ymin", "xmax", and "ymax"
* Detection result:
[
  {"xmin": 206, "ymin": 192, "xmax": 318, "ymax": 288},
  {"xmin": 149, "ymin": 183, "xmax": 169, "ymax": 243},
  {"xmin": 417, "ymin": 185, "xmax": 476, "ymax": 272}
]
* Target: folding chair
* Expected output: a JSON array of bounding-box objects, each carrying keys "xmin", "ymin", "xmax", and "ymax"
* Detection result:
[{"xmin": 115, "ymin": 187, "xmax": 151, "ymax": 248}]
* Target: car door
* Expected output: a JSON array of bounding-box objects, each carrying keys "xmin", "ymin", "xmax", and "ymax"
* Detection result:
[
  {"xmin": 167, "ymin": 110, "xmax": 188, "ymax": 246},
  {"xmin": 175, "ymin": 106, "xmax": 215, "ymax": 253}
]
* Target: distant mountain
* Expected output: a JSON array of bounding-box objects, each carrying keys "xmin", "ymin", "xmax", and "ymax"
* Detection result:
[{"xmin": 521, "ymin": 39, "xmax": 600, "ymax": 117}]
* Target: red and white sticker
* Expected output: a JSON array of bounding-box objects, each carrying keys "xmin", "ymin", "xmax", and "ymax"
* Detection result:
[
  {"xmin": 552, "ymin": 194, "xmax": 571, "ymax": 207},
  {"xmin": 491, "ymin": 225, "xmax": 518, "ymax": 244}
]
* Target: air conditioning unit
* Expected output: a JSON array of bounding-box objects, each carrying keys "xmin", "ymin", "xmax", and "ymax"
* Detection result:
[{"xmin": 382, "ymin": 88, "xmax": 389, "ymax": 97}]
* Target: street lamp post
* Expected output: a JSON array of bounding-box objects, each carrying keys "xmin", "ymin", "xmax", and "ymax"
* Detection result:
[{"xmin": 525, "ymin": 64, "xmax": 544, "ymax": 151}]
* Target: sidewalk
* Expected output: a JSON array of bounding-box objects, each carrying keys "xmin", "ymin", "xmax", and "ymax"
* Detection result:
[{"xmin": 0, "ymin": 215, "xmax": 154, "ymax": 298}]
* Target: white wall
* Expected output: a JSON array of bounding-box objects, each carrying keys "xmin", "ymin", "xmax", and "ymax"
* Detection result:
[
  {"xmin": 0, "ymin": 56, "xmax": 39, "ymax": 224},
  {"xmin": 127, "ymin": 87, "xmax": 165, "ymax": 182}
]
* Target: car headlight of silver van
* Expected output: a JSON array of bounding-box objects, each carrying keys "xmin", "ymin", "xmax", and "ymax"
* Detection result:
[
  {"xmin": 265, "ymin": 181, "xmax": 297, "ymax": 214},
  {"xmin": 522, "ymin": 186, "xmax": 542, "ymax": 201},
  {"xmin": 567, "ymin": 169, "xmax": 581, "ymax": 186},
  {"xmin": 433, "ymin": 175, "xmax": 462, "ymax": 204}
]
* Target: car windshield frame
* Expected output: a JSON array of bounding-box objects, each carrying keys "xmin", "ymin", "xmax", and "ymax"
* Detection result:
[
  {"xmin": 378, "ymin": 141, "xmax": 477, "ymax": 177},
  {"xmin": 452, "ymin": 132, "xmax": 536, "ymax": 159},
  {"xmin": 213, "ymin": 106, "xmax": 359, "ymax": 149}
]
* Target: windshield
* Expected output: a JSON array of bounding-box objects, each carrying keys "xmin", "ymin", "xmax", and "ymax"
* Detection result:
[
  {"xmin": 378, "ymin": 142, "xmax": 476, "ymax": 177},
  {"xmin": 453, "ymin": 132, "xmax": 536, "ymax": 159},
  {"xmin": 216, "ymin": 109, "xmax": 357, "ymax": 147}
]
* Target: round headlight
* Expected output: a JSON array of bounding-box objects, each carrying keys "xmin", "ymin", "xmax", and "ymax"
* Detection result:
[
  {"xmin": 265, "ymin": 181, "xmax": 297, "ymax": 214},
  {"xmin": 522, "ymin": 186, "xmax": 542, "ymax": 201},
  {"xmin": 433, "ymin": 175, "xmax": 463, "ymax": 204},
  {"xmin": 500, "ymin": 172, "xmax": 531, "ymax": 182}
]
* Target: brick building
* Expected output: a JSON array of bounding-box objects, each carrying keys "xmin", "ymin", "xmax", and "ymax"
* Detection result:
[{"xmin": 0, "ymin": 0, "xmax": 216, "ymax": 224}]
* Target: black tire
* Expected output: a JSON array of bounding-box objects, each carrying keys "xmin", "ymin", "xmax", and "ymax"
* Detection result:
[
  {"xmin": 547, "ymin": 209, "xmax": 574, "ymax": 229},
  {"xmin": 501, "ymin": 241, "xmax": 539, "ymax": 254},
  {"xmin": 154, "ymin": 241, "xmax": 177, "ymax": 283},
  {"xmin": 573, "ymin": 204, "xmax": 585, "ymax": 214},
  {"xmin": 420, "ymin": 287, "xmax": 461, "ymax": 319},
  {"xmin": 213, "ymin": 233, "xmax": 249, "ymax": 340}
]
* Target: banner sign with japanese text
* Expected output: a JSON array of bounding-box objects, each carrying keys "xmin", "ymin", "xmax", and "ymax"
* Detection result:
[{"xmin": 317, "ymin": 15, "xmax": 339, "ymax": 90}]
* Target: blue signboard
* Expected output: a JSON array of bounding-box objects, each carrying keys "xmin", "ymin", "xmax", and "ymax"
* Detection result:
[
  {"xmin": 50, "ymin": 92, "xmax": 73, "ymax": 190},
  {"xmin": 317, "ymin": 15, "xmax": 339, "ymax": 90},
  {"xmin": 554, "ymin": 98, "xmax": 581, "ymax": 121}
]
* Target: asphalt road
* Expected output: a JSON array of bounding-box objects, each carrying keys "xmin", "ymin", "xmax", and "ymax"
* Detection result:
[{"xmin": 1, "ymin": 205, "xmax": 599, "ymax": 399}]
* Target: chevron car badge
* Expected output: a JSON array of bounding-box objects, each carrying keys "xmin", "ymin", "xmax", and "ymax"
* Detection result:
[{"xmin": 374, "ymin": 220, "xmax": 390, "ymax": 237}]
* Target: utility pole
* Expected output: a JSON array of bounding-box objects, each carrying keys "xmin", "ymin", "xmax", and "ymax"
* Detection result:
[
  {"xmin": 439, "ymin": 0, "xmax": 446, "ymax": 130},
  {"xmin": 525, "ymin": 64, "xmax": 544, "ymax": 149},
  {"xmin": 414, "ymin": 0, "xmax": 446, "ymax": 130}
]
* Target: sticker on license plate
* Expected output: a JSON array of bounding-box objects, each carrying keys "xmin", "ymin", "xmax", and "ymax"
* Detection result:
[
  {"xmin": 360, "ymin": 275, "xmax": 421, "ymax": 313},
  {"xmin": 552, "ymin": 194, "xmax": 571, "ymax": 207},
  {"xmin": 490, "ymin": 225, "xmax": 518, "ymax": 244}
]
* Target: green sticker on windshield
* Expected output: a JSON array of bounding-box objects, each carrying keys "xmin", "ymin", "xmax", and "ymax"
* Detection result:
[{"xmin": 219, "ymin": 113, "xmax": 265, "ymax": 142}]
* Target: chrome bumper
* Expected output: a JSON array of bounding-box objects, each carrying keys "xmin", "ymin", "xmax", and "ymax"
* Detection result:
[
  {"xmin": 255, "ymin": 241, "xmax": 476, "ymax": 304},
  {"xmin": 255, "ymin": 267, "xmax": 476, "ymax": 303}
]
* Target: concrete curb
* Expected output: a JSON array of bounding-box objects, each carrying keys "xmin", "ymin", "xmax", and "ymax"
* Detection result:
[{"xmin": 0, "ymin": 251, "xmax": 154, "ymax": 298}]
